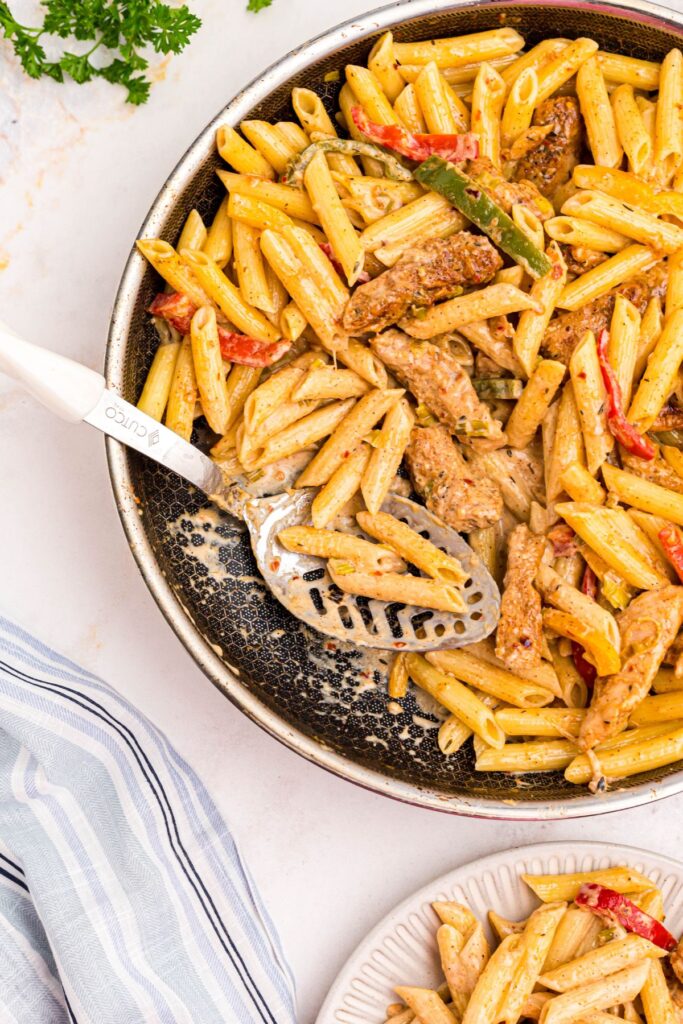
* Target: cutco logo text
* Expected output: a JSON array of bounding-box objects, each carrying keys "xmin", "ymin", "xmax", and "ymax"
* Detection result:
[{"xmin": 105, "ymin": 404, "xmax": 148, "ymax": 437}]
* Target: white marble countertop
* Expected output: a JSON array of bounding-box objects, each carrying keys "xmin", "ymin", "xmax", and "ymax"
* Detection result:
[{"xmin": 2, "ymin": 1, "xmax": 683, "ymax": 1020}]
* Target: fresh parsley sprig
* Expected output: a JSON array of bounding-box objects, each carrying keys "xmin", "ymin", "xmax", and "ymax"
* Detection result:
[{"xmin": 0, "ymin": 0, "xmax": 202, "ymax": 104}]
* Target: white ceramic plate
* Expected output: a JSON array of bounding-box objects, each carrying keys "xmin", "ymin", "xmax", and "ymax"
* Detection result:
[{"xmin": 316, "ymin": 840, "xmax": 683, "ymax": 1024}]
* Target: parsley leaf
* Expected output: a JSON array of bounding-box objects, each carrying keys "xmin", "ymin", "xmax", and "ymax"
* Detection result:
[
  {"xmin": 0, "ymin": 0, "xmax": 201, "ymax": 103},
  {"xmin": 247, "ymin": 0, "xmax": 273, "ymax": 11}
]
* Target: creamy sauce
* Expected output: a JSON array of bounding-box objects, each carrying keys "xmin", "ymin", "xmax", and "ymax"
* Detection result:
[{"xmin": 165, "ymin": 500, "xmax": 450, "ymax": 760}]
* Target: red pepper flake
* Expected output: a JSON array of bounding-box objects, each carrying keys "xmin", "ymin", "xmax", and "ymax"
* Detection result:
[
  {"xmin": 351, "ymin": 106, "xmax": 479, "ymax": 163},
  {"xmin": 325, "ymin": 641, "xmax": 337, "ymax": 651},
  {"xmin": 596, "ymin": 328, "xmax": 655, "ymax": 460},
  {"xmin": 270, "ymin": 558, "xmax": 281, "ymax": 572}
]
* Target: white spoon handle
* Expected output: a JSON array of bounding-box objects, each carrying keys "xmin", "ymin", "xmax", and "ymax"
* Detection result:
[{"xmin": 0, "ymin": 320, "xmax": 105, "ymax": 423}]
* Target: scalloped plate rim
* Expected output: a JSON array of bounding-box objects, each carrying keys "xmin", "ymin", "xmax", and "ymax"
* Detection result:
[{"xmin": 316, "ymin": 839, "xmax": 683, "ymax": 1024}]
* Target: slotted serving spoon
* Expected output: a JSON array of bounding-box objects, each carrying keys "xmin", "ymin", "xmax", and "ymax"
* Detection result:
[{"xmin": 0, "ymin": 322, "xmax": 500, "ymax": 650}]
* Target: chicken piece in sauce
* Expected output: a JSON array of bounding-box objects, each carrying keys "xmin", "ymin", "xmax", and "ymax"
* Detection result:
[
  {"xmin": 405, "ymin": 425, "xmax": 503, "ymax": 532},
  {"xmin": 342, "ymin": 232, "xmax": 502, "ymax": 335},
  {"xmin": 370, "ymin": 329, "xmax": 506, "ymax": 448},
  {"xmin": 495, "ymin": 524, "xmax": 546, "ymax": 673},
  {"xmin": 512, "ymin": 97, "xmax": 584, "ymax": 206},
  {"xmin": 543, "ymin": 263, "xmax": 668, "ymax": 364},
  {"xmin": 462, "ymin": 156, "xmax": 554, "ymax": 221},
  {"xmin": 561, "ymin": 244, "xmax": 610, "ymax": 277},
  {"xmin": 579, "ymin": 586, "xmax": 683, "ymax": 751}
]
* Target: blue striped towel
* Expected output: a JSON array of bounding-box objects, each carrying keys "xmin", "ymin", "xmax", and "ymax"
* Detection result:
[{"xmin": 0, "ymin": 615, "xmax": 296, "ymax": 1024}]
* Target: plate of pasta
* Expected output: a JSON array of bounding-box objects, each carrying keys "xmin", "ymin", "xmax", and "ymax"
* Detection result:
[
  {"xmin": 316, "ymin": 841, "xmax": 683, "ymax": 1024},
  {"xmin": 107, "ymin": 0, "xmax": 683, "ymax": 815}
]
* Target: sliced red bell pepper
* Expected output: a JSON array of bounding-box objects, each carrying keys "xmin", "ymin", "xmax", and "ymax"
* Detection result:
[
  {"xmin": 572, "ymin": 566, "xmax": 599, "ymax": 687},
  {"xmin": 351, "ymin": 106, "xmax": 479, "ymax": 164},
  {"xmin": 149, "ymin": 291, "xmax": 290, "ymax": 367},
  {"xmin": 319, "ymin": 243, "xmax": 370, "ymax": 284},
  {"xmin": 596, "ymin": 328, "xmax": 655, "ymax": 460},
  {"xmin": 659, "ymin": 523, "xmax": 683, "ymax": 583},
  {"xmin": 576, "ymin": 883, "xmax": 677, "ymax": 951},
  {"xmin": 148, "ymin": 291, "xmax": 195, "ymax": 334},
  {"xmin": 218, "ymin": 332, "xmax": 290, "ymax": 367}
]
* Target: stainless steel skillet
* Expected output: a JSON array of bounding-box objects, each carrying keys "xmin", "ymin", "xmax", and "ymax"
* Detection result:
[{"xmin": 106, "ymin": 0, "xmax": 683, "ymax": 819}]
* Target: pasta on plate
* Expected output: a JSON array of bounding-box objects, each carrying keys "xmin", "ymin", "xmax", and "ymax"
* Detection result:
[
  {"xmin": 135, "ymin": 23, "xmax": 683, "ymax": 795},
  {"xmin": 381, "ymin": 864, "xmax": 683, "ymax": 1024}
]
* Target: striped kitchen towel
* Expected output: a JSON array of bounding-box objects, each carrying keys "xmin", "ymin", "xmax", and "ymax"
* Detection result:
[{"xmin": 0, "ymin": 615, "xmax": 296, "ymax": 1024}]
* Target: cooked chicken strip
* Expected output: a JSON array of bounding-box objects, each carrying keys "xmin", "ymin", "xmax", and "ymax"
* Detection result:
[
  {"xmin": 463, "ymin": 156, "xmax": 554, "ymax": 221},
  {"xmin": 495, "ymin": 524, "xmax": 546, "ymax": 673},
  {"xmin": 405, "ymin": 425, "xmax": 503, "ymax": 532},
  {"xmin": 371, "ymin": 329, "xmax": 506, "ymax": 447},
  {"xmin": 342, "ymin": 232, "xmax": 502, "ymax": 335},
  {"xmin": 512, "ymin": 98, "xmax": 583, "ymax": 205},
  {"xmin": 543, "ymin": 263, "xmax": 668, "ymax": 363},
  {"xmin": 579, "ymin": 585, "xmax": 683, "ymax": 751}
]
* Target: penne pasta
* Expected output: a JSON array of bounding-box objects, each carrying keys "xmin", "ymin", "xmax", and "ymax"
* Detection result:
[
  {"xmin": 597, "ymin": 51, "xmax": 661, "ymax": 89},
  {"xmin": 546, "ymin": 383, "xmax": 585, "ymax": 503},
  {"xmin": 358, "ymin": 510, "xmax": 468, "ymax": 585},
  {"xmin": 190, "ymin": 306, "xmax": 230, "ymax": 435},
  {"xmin": 240, "ymin": 119, "xmax": 299, "ymax": 175},
  {"xmin": 216, "ymin": 123, "xmax": 275, "ymax": 178},
  {"xmin": 414, "ymin": 60, "xmax": 469, "ymax": 132},
  {"xmin": 603, "ymin": 463, "xmax": 683, "ymax": 525},
  {"xmin": 654, "ymin": 48, "xmax": 683, "ymax": 184},
  {"xmin": 393, "ymin": 83, "xmax": 427, "ymax": 132},
  {"xmin": 304, "ymin": 150, "xmax": 364, "ymax": 285},
  {"xmin": 560, "ymin": 463, "xmax": 605, "ymax": 505},
  {"xmin": 406, "ymin": 655, "xmax": 504, "ymax": 747},
  {"xmin": 470, "ymin": 62, "xmax": 506, "ymax": 164},
  {"xmin": 544, "ymin": 216, "xmax": 629, "ymax": 253},
  {"xmin": 628, "ymin": 310, "xmax": 683, "ymax": 431},
  {"xmin": 612, "ymin": 84, "xmax": 653, "ymax": 176},
  {"xmin": 568, "ymin": 331, "xmax": 613, "ymax": 475},
  {"xmin": 291, "ymin": 88, "xmax": 360, "ymax": 178},
  {"xmin": 401, "ymin": 283, "xmax": 542, "ymax": 339},
  {"xmin": 426, "ymin": 650, "xmax": 555, "ymax": 708},
  {"xmin": 535, "ymin": 37, "xmax": 599, "ymax": 105},
  {"xmin": 329, "ymin": 561, "xmax": 466, "ymax": 613},
  {"xmin": 556, "ymin": 244, "xmax": 658, "ymax": 311},
  {"xmin": 359, "ymin": 398, "xmax": 415, "ymax": 515},
  {"xmin": 576, "ymin": 56, "xmax": 623, "ymax": 168},
  {"xmin": 393, "ymin": 28, "xmax": 525, "ymax": 68},
  {"xmin": 295, "ymin": 389, "xmax": 403, "ymax": 487},
  {"xmin": 181, "ymin": 249, "xmax": 281, "ymax": 343},
  {"xmin": 310, "ymin": 443, "xmax": 372, "ymax": 529},
  {"xmin": 505, "ymin": 360, "xmax": 566, "ymax": 449},
  {"xmin": 524, "ymin": 867, "xmax": 655, "ymax": 903},
  {"xmin": 219, "ymin": 170, "xmax": 319, "ymax": 223},
  {"xmin": 232, "ymin": 220, "xmax": 276, "ymax": 314},
  {"xmin": 137, "ymin": 341, "xmax": 180, "ymax": 421},
  {"xmin": 368, "ymin": 32, "xmax": 405, "ymax": 103},
  {"xmin": 555, "ymin": 502, "xmax": 669, "ymax": 590},
  {"xmin": 562, "ymin": 190, "xmax": 683, "ymax": 255},
  {"xmin": 501, "ymin": 67, "xmax": 538, "ymax": 149},
  {"xmin": 165, "ymin": 335, "xmax": 197, "ymax": 441},
  {"xmin": 277, "ymin": 526, "xmax": 405, "ymax": 573},
  {"xmin": 608, "ymin": 294, "xmax": 640, "ymax": 408}
]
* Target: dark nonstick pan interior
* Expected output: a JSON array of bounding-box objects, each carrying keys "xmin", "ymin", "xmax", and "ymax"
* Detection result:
[{"xmin": 106, "ymin": 0, "xmax": 683, "ymax": 818}]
